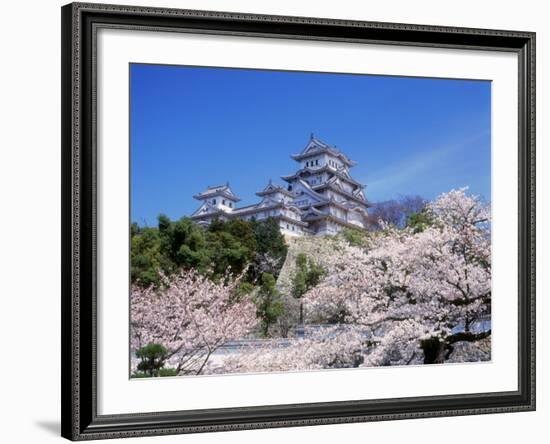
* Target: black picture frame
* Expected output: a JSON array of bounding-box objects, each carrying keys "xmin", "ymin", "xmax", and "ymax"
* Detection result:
[{"xmin": 61, "ymin": 2, "xmax": 536, "ymax": 440}]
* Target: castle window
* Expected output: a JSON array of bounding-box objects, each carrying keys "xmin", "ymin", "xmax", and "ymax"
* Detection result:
[
  {"xmin": 222, "ymin": 199, "xmax": 226, "ymax": 205},
  {"xmin": 315, "ymin": 159, "xmax": 319, "ymax": 165},
  {"xmin": 229, "ymin": 202, "xmax": 232, "ymax": 208},
  {"xmin": 212, "ymin": 199, "xmax": 216, "ymax": 204}
]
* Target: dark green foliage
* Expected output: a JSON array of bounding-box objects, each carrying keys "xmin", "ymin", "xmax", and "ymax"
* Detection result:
[
  {"xmin": 204, "ymin": 219, "xmax": 257, "ymax": 277},
  {"xmin": 158, "ymin": 368, "xmax": 178, "ymax": 377},
  {"xmin": 252, "ymin": 217, "xmax": 288, "ymax": 259},
  {"xmin": 291, "ymin": 253, "xmax": 326, "ymax": 324},
  {"xmin": 135, "ymin": 343, "xmax": 168, "ymax": 377},
  {"xmin": 254, "ymin": 273, "xmax": 284, "ymax": 337},
  {"xmin": 235, "ymin": 282, "xmax": 255, "ymax": 300},
  {"xmin": 131, "ymin": 225, "xmax": 167, "ymax": 287},
  {"xmin": 158, "ymin": 215, "xmax": 210, "ymax": 271},
  {"xmin": 130, "ymin": 216, "xmax": 289, "ymax": 287},
  {"xmin": 292, "ymin": 253, "xmax": 326, "ymax": 299},
  {"xmin": 292, "ymin": 268, "xmax": 307, "ymax": 301},
  {"xmin": 406, "ymin": 209, "xmax": 435, "ymax": 233},
  {"xmin": 222, "ymin": 219, "xmax": 258, "ymax": 253},
  {"xmin": 247, "ymin": 217, "xmax": 288, "ymax": 282},
  {"xmin": 340, "ymin": 227, "xmax": 366, "ymax": 246}
]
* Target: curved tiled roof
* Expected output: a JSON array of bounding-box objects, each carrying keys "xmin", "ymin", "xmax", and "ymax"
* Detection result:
[
  {"xmin": 193, "ymin": 183, "xmax": 241, "ymax": 202},
  {"xmin": 290, "ymin": 136, "xmax": 357, "ymax": 166}
]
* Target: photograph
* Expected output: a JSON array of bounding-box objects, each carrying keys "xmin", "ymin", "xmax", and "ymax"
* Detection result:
[{"xmin": 129, "ymin": 64, "xmax": 492, "ymax": 378}]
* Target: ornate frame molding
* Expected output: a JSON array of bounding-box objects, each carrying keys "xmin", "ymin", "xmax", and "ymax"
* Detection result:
[{"xmin": 61, "ymin": 2, "xmax": 535, "ymax": 440}]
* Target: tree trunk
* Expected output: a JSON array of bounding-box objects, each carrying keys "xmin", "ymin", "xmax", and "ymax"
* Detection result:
[
  {"xmin": 421, "ymin": 337, "xmax": 447, "ymax": 364},
  {"xmin": 421, "ymin": 330, "xmax": 491, "ymax": 364}
]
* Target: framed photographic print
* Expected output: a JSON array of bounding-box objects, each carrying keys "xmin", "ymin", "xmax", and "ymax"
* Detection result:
[{"xmin": 61, "ymin": 2, "xmax": 536, "ymax": 440}]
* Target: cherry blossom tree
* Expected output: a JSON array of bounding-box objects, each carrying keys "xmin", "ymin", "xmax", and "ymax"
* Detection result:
[
  {"xmin": 303, "ymin": 188, "xmax": 491, "ymax": 366},
  {"xmin": 132, "ymin": 188, "xmax": 491, "ymax": 376},
  {"xmin": 209, "ymin": 325, "xmax": 366, "ymax": 374},
  {"xmin": 130, "ymin": 269, "xmax": 257, "ymax": 375}
]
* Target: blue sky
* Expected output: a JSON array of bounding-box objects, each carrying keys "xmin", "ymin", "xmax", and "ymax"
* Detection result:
[{"xmin": 130, "ymin": 63, "xmax": 491, "ymax": 226}]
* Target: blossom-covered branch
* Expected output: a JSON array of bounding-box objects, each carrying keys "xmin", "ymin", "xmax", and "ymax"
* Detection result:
[
  {"xmin": 131, "ymin": 269, "xmax": 257, "ymax": 375},
  {"xmin": 303, "ymin": 188, "xmax": 491, "ymax": 365}
]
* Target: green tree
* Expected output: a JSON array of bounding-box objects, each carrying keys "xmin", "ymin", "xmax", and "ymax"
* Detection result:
[
  {"xmin": 203, "ymin": 218, "xmax": 258, "ymax": 278},
  {"xmin": 235, "ymin": 282, "xmax": 255, "ymax": 300},
  {"xmin": 341, "ymin": 227, "xmax": 366, "ymax": 247},
  {"xmin": 135, "ymin": 343, "xmax": 168, "ymax": 377},
  {"xmin": 249, "ymin": 217, "xmax": 288, "ymax": 281},
  {"xmin": 254, "ymin": 273, "xmax": 284, "ymax": 337},
  {"xmin": 291, "ymin": 253, "xmax": 326, "ymax": 324},
  {"xmin": 252, "ymin": 217, "xmax": 288, "ymax": 259},
  {"xmin": 158, "ymin": 215, "xmax": 210, "ymax": 271},
  {"xmin": 130, "ymin": 225, "xmax": 166, "ymax": 287},
  {"xmin": 131, "ymin": 216, "xmax": 288, "ymax": 287},
  {"xmin": 224, "ymin": 219, "xmax": 258, "ymax": 253},
  {"xmin": 406, "ymin": 209, "xmax": 435, "ymax": 233}
]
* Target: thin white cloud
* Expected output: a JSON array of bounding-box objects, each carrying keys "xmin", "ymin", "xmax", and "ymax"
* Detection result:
[{"xmin": 364, "ymin": 131, "xmax": 488, "ymax": 199}]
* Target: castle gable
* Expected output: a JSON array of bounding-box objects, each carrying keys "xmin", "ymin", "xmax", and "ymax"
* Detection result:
[
  {"xmin": 291, "ymin": 180, "xmax": 326, "ymax": 208},
  {"xmin": 258, "ymin": 197, "xmax": 282, "ymax": 208},
  {"xmin": 190, "ymin": 202, "xmax": 227, "ymax": 222}
]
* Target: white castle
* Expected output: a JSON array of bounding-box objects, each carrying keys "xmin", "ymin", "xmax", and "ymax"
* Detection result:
[{"xmin": 191, "ymin": 135, "xmax": 372, "ymax": 236}]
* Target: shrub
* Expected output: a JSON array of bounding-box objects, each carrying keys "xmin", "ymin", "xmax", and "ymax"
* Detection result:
[{"xmin": 135, "ymin": 343, "xmax": 168, "ymax": 377}]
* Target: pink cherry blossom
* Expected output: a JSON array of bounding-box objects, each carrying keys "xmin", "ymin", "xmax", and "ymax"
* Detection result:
[
  {"xmin": 131, "ymin": 269, "xmax": 257, "ymax": 375},
  {"xmin": 302, "ymin": 188, "xmax": 491, "ymax": 366},
  {"xmin": 132, "ymin": 188, "xmax": 491, "ymax": 375}
]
